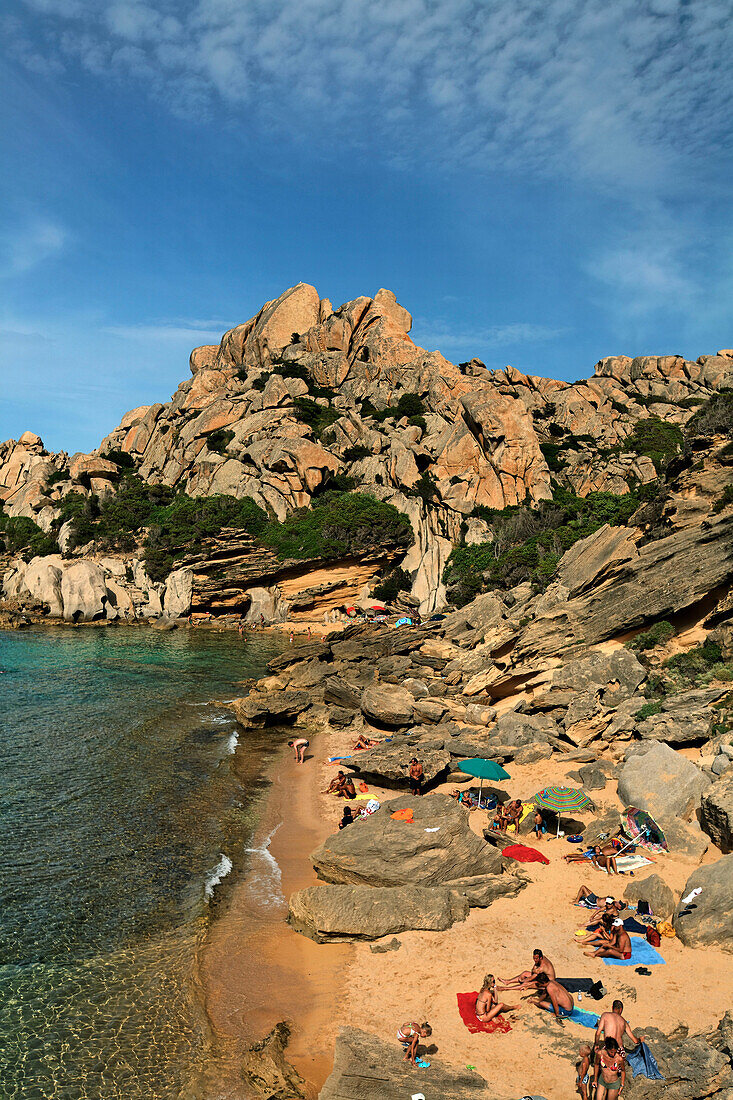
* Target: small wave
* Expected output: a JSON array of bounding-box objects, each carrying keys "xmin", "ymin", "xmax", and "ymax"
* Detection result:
[
  {"xmin": 225, "ymin": 731, "xmax": 239, "ymax": 754},
  {"xmin": 244, "ymin": 823, "xmax": 286, "ymax": 911},
  {"xmin": 206, "ymin": 714, "xmax": 235, "ymax": 726},
  {"xmin": 204, "ymin": 854, "xmax": 233, "ymax": 901}
]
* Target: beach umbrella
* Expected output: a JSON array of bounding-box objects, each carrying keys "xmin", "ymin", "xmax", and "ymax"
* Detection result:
[
  {"xmin": 457, "ymin": 758, "xmax": 510, "ymax": 808},
  {"xmin": 395, "ymin": 616, "xmax": 412, "ymax": 627},
  {"xmin": 533, "ymin": 786, "xmax": 594, "ymax": 836},
  {"xmin": 624, "ymin": 807, "xmax": 668, "ymax": 852}
]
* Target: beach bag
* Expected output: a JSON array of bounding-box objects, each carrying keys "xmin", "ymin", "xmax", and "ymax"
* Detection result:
[
  {"xmin": 646, "ymin": 926, "xmax": 661, "ymax": 948},
  {"xmin": 656, "ymin": 920, "xmax": 676, "ymax": 938}
]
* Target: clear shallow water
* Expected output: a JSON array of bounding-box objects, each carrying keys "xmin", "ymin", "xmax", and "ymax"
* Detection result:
[{"xmin": 0, "ymin": 626, "xmax": 282, "ymax": 1099}]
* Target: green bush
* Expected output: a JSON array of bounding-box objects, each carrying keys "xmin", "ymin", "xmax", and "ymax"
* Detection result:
[
  {"xmin": 373, "ymin": 567, "xmax": 412, "ymax": 603},
  {"xmin": 206, "ymin": 429, "xmax": 234, "ymax": 455},
  {"xmin": 628, "ymin": 620, "xmax": 675, "ymax": 652},
  {"xmin": 291, "ymin": 397, "xmax": 341, "ymax": 439},
  {"xmin": 663, "ymin": 640, "xmax": 733, "ymax": 684},
  {"xmin": 46, "ymin": 468, "xmax": 70, "ymax": 486},
  {"xmin": 343, "ymin": 445, "xmax": 372, "ymax": 462},
  {"xmin": 619, "ymin": 417, "xmax": 683, "ymax": 473},
  {"xmin": 102, "ymin": 449, "xmax": 137, "ymax": 469},
  {"xmin": 443, "ymin": 486, "xmax": 642, "ymax": 605},
  {"xmin": 685, "ymin": 391, "xmax": 733, "ymax": 438},
  {"xmin": 712, "ymin": 485, "xmax": 733, "ymax": 513},
  {"xmin": 540, "ymin": 442, "xmax": 567, "ymax": 471},
  {"xmin": 636, "ymin": 701, "xmax": 663, "ymax": 720},
  {"xmin": 262, "ymin": 491, "xmax": 413, "ymax": 562},
  {"xmin": 144, "ymin": 494, "xmax": 268, "ymax": 581},
  {"xmin": 0, "ymin": 513, "xmax": 59, "ymax": 559},
  {"xmin": 360, "ymin": 393, "xmax": 426, "ymax": 428},
  {"xmin": 408, "ymin": 471, "xmax": 438, "ymax": 503}
]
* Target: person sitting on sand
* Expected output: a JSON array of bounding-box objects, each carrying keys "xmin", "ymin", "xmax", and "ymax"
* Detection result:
[
  {"xmin": 353, "ymin": 734, "xmax": 379, "ymax": 750},
  {"xmin": 341, "ymin": 776, "xmax": 357, "ymax": 799},
  {"xmin": 324, "ymin": 771, "xmax": 347, "ymax": 795},
  {"xmin": 339, "ymin": 806, "xmax": 354, "ymax": 829},
  {"xmin": 529, "ymin": 972, "xmax": 574, "ymax": 1019},
  {"xmin": 474, "ymin": 974, "xmax": 517, "ymax": 1022},
  {"xmin": 450, "ymin": 788, "xmax": 477, "ymax": 808},
  {"xmin": 586, "ymin": 901, "xmax": 625, "ymax": 930},
  {"xmin": 575, "ymin": 1043, "xmax": 592, "ymax": 1100},
  {"xmin": 585, "ymin": 920, "xmax": 631, "ymax": 959},
  {"xmin": 594, "ymin": 1037, "xmax": 626, "ymax": 1100},
  {"xmin": 287, "ymin": 737, "xmax": 309, "ymax": 764},
  {"xmin": 595, "ymin": 1000, "xmax": 642, "ymax": 1054},
  {"xmin": 396, "ymin": 1021, "xmax": 432, "ymax": 1066},
  {"xmin": 576, "ymin": 912, "xmax": 615, "ymax": 949},
  {"xmin": 498, "ymin": 949, "xmax": 555, "ymax": 991}
]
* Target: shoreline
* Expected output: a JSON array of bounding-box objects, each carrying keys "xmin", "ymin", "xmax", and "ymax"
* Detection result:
[{"xmin": 197, "ymin": 721, "xmax": 350, "ymax": 1098}]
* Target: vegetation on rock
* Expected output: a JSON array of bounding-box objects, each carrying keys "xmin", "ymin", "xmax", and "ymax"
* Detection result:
[
  {"xmin": 628, "ymin": 620, "xmax": 675, "ymax": 652},
  {"xmin": 261, "ymin": 491, "xmax": 413, "ymax": 562},
  {"xmin": 0, "ymin": 511, "xmax": 59, "ymax": 559},
  {"xmin": 443, "ymin": 487, "xmax": 641, "ymax": 606}
]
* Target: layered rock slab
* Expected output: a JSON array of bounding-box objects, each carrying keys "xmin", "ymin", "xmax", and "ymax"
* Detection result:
[{"xmin": 288, "ymin": 883, "xmax": 469, "ymax": 943}]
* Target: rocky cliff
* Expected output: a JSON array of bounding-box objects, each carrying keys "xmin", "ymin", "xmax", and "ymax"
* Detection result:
[{"xmin": 2, "ymin": 283, "xmax": 733, "ymax": 622}]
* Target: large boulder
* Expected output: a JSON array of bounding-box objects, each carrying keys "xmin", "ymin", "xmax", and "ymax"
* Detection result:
[
  {"xmin": 617, "ymin": 742, "xmax": 710, "ymax": 823},
  {"xmin": 348, "ymin": 742, "xmax": 450, "ymax": 787},
  {"xmin": 288, "ymin": 883, "xmax": 469, "ymax": 942},
  {"xmin": 60, "ymin": 561, "xmax": 108, "ymax": 621},
  {"xmin": 623, "ymin": 873, "xmax": 676, "ymax": 919},
  {"xmin": 674, "ymin": 855, "xmax": 733, "ymax": 950},
  {"xmin": 701, "ymin": 772, "xmax": 733, "ymax": 853},
  {"xmin": 15, "ymin": 555, "xmax": 64, "ymax": 616},
  {"xmin": 163, "ymin": 567, "xmax": 193, "ymax": 617},
  {"xmin": 240, "ymin": 1022, "xmax": 307, "ymax": 1099},
  {"xmin": 360, "ymin": 683, "xmax": 415, "ymax": 727},
  {"xmin": 231, "ymin": 689, "xmax": 311, "ymax": 727},
  {"xmin": 623, "ymin": 1020, "xmax": 733, "ymax": 1100},
  {"xmin": 319, "ymin": 1027, "xmax": 503, "ymax": 1100},
  {"xmin": 311, "ymin": 794, "xmax": 504, "ymax": 887}
]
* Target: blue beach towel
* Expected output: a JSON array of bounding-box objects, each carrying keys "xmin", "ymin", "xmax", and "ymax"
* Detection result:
[
  {"xmin": 603, "ymin": 935, "xmax": 666, "ymax": 967},
  {"xmin": 568, "ymin": 1007, "xmax": 600, "ymax": 1029},
  {"xmin": 626, "ymin": 1041, "xmax": 664, "ymax": 1080}
]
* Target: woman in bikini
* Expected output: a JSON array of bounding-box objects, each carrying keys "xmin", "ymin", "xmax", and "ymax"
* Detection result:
[
  {"xmin": 594, "ymin": 1037, "xmax": 626, "ymax": 1100},
  {"xmin": 396, "ymin": 1021, "xmax": 432, "ymax": 1065},
  {"xmin": 576, "ymin": 912, "xmax": 615, "ymax": 949},
  {"xmin": 474, "ymin": 974, "xmax": 517, "ymax": 1022}
]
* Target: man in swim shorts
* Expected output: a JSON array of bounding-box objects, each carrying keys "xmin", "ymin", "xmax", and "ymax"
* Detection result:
[
  {"xmin": 595, "ymin": 1000, "xmax": 642, "ymax": 1053},
  {"xmin": 287, "ymin": 737, "xmax": 309, "ymax": 764},
  {"xmin": 408, "ymin": 758, "xmax": 424, "ymax": 795},
  {"xmin": 529, "ymin": 972, "xmax": 574, "ymax": 1020},
  {"xmin": 585, "ymin": 920, "xmax": 632, "ymax": 959},
  {"xmin": 498, "ymin": 949, "xmax": 555, "ymax": 991}
]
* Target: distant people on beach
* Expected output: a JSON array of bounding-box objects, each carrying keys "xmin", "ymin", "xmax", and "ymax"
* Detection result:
[
  {"xmin": 534, "ymin": 807, "xmax": 545, "ymax": 838},
  {"xmin": 352, "ymin": 735, "xmax": 380, "ymax": 750},
  {"xmin": 324, "ymin": 771, "xmax": 356, "ymax": 799},
  {"xmin": 396, "ymin": 1021, "xmax": 432, "ymax": 1066},
  {"xmin": 474, "ymin": 974, "xmax": 517, "ymax": 1023},
  {"xmin": 288, "ymin": 737, "xmax": 309, "ymax": 764},
  {"xmin": 498, "ymin": 948, "xmax": 555, "ymax": 992},
  {"xmin": 408, "ymin": 757, "xmax": 424, "ymax": 795},
  {"xmin": 339, "ymin": 806, "xmax": 354, "ymax": 829}
]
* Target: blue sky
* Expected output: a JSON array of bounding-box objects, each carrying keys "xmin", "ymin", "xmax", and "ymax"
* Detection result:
[{"xmin": 1, "ymin": 0, "xmax": 732, "ymax": 453}]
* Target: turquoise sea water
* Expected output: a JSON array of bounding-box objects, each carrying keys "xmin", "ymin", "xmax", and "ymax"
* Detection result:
[{"xmin": 0, "ymin": 626, "xmax": 282, "ymax": 1100}]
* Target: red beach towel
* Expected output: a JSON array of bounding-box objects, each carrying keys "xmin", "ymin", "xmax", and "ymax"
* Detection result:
[
  {"xmin": 502, "ymin": 844, "xmax": 550, "ymax": 865},
  {"xmin": 456, "ymin": 992, "xmax": 512, "ymax": 1034}
]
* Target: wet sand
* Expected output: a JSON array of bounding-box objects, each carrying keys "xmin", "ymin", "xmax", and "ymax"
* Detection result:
[{"xmin": 199, "ymin": 738, "xmax": 350, "ymax": 1098}]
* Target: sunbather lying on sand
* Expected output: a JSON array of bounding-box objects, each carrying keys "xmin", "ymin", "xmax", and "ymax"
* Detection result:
[
  {"xmin": 352, "ymin": 735, "xmax": 380, "ymax": 750},
  {"xmin": 474, "ymin": 974, "xmax": 517, "ymax": 1022},
  {"xmin": 564, "ymin": 845, "xmax": 604, "ymax": 867},
  {"xmin": 498, "ymin": 949, "xmax": 555, "ymax": 991},
  {"xmin": 585, "ymin": 921, "xmax": 631, "ymax": 959}
]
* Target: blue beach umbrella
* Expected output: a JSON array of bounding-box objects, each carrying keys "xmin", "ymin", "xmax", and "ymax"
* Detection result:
[{"xmin": 456, "ymin": 758, "xmax": 510, "ymax": 808}]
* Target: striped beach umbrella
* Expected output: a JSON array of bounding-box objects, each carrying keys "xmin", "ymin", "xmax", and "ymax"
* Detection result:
[{"xmin": 533, "ymin": 786, "xmax": 594, "ymax": 836}]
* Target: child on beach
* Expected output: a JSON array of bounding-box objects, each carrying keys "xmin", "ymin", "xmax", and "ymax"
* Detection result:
[
  {"xmin": 396, "ymin": 1021, "xmax": 432, "ymax": 1066},
  {"xmin": 575, "ymin": 1043, "xmax": 592, "ymax": 1100},
  {"xmin": 534, "ymin": 808, "xmax": 544, "ymax": 839}
]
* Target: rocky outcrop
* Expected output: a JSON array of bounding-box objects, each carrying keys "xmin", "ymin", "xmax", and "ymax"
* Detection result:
[
  {"xmin": 617, "ymin": 742, "xmax": 711, "ymax": 823},
  {"xmin": 319, "ymin": 1027, "xmax": 504, "ymax": 1100},
  {"xmin": 623, "ymin": 873, "xmax": 676, "ymax": 919},
  {"xmin": 674, "ymin": 855, "xmax": 733, "ymax": 950},
  {"xmin": 288, "ymin": 883, "xmax": 469, "ymax": 942},
  {"xmin": 360, "ymin": 683, "xmax": 415, "ymax": 727},
  {"xmin": 311, "ymin": 794, "xmax": 505, "ymax": 887},
  {"xmin": 701, "ymin": 772, "xmax": 733, "ymax": 853},
  {"xmin": 624, "ymin": 1018, "xmax": 733, "ymax": 1099},
  {"xmin": 240, "ymin": 1022, "xmax": 307, "ymax": 1100}
]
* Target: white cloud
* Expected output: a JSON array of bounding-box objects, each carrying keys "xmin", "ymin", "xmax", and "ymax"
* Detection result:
[
  {"xmin": 0, "ymin": 218, "xmax": 67, "ymax": 276},
  {"xmin": 9, "ymin": 0, "xmax": 733, "ymax": 190},
  {"xmin": 413, "ymin": 317, "xmax": 568, "ymax": 353},
  {"xmin": 103, "ymin": 319, "xmax": 229, "ymax": 342}
]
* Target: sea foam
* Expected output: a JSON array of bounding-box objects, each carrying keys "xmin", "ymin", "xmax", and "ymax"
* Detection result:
[
  {"xmin": 204, "ymin": 853, "xmax": 233, "ymax": 900},
  {"xmin": 244, "ymin": 824, "xmax": 286, "ymax": 911}
]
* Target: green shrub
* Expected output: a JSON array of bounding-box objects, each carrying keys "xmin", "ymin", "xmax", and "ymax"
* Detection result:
[
  {"xmin": 712, "ymin": 485, "xmax": 733, "ymax": 513},
  {"xmin": 373, "ymin": 567, "xmax": 412, "ymax": 603},
  {"xmin": 102, "ymin": 449, "xmax": 137, "ymax": 469},
  {"xmin": 143, "ymin": 493, "xmax": 268, "ymax": 581},
  {"xmin": 360, "ymin": 393, "xmax": 426, "ymax": 426},
  {"xmin": 0, "ymin": 514, "xmax": 59, "ymax": 559},
  {"xmin": 343, "ymin": 445, "xmax": 372, "ymax": 462},
  {"xmin": 443, "ymin": 486, "xmax": 642, "ymax": 605},
  {"xmin": 262, "ymin": 491, "xmax": 413, "ymax": 562},
  {"xmin": 46, "ymin": 469, "xmax": 70, "ymax": 486},
  {"xmin": 206, "ymin": 429, "xmax": 234, "ymax": 455},
  {"xmin": 663, "ymin": 640, "xmax": 733, "ymax": 684},
  {"xmin": 636, "ymin": 701, "xmax": 663, "ymax": 720},
  {"xmin": 291, "ymin": 397, "xmax": 341, "ymax": 439},
  {"xmin": 628, "ymin": 620, "xmax": 675, "ymax": 652},
  {"xmin": 619, "ymin": 417, "xmax": 683, "ymax": 473},
  {"xmin": 685, "ymin": 391, "xmax": 733, "ymax": 438},
  {"xmin": 409, "ymin": 471, "xmax": 438, "ymax": 503},
  {"xmin": 540, "ymin": 442, "xmax": 567, "ymax": 471}
]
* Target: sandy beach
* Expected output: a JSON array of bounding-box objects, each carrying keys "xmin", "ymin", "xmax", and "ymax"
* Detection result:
[{"xmin": 199, "ymin": 717, "xmax": 733, "ymax": 1100}]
